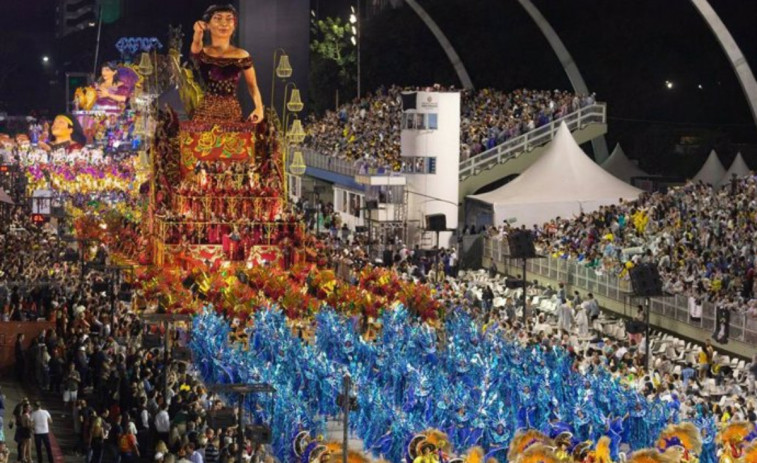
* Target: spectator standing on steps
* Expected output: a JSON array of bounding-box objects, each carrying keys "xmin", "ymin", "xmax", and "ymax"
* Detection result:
[
  {"xmin": 63, "ymin": 362, "xmax": 81, "ymax": 410},
  {"xmin": 154, "ymin": 404, "xmax": 170, "ymax": 446},
  {"xmin": 30, "ymin": 401, "xmax": 53, "ymax": 463},
  {"xmin": 117, "ymin": 423, "xmax": 139, "ymax": 463},
  {"xmin": 584, "ymin": 293, "xmax": 600, "ymax": 324},
  {"xmin": 749, "ymin": 353, "xmax": 757, "ymax": 394},
  {"xmin": 15, "ymin": 334, "xmax": 25, "ymax": 383},
  {"xmin": 17, "ymin": 400, "xmax": 33, "ymax": 463},
  {"xmin": 557, "ymin": 282, "xmax": 566, "ymax": 304}
]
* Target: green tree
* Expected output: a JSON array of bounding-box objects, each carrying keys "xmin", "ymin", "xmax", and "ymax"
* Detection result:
[{"xmin": 309, "ymin": 16, "xmax": 357, "ymax": 114}]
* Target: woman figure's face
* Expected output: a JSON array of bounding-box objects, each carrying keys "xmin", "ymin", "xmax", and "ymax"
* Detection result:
[
  {"xmin": 208, "ymin": 12, "xmax": 235, "ymax": 39},
  {"xmin": 101, "ymin": 66, "xmax": 116, "ymax": 82}
]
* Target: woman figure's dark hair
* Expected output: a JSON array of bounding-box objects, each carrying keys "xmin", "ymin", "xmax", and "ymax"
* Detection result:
[
  {"xmin": 97, "ymin": 61, "xmax": 121, "ymax": 85},
  {"xmin": 202, "ymin": 4, "xmax": 238, "ymax": 23}
]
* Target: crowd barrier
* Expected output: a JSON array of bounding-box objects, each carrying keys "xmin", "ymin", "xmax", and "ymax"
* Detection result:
[
  {"xmin": 0, "ymin": 320, "xmax": 56, "ymax": 372},
  {"xmin": 484, "ymin": 237, "xmax": 757, "ymax": 352}
]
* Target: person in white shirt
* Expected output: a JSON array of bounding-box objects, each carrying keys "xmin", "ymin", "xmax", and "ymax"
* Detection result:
[
  {"xmin": 188, "ymin": 442, "xmax": 204, "ymax": 463},
  {"xmin": 449, "ymin": 250, "xmax": 458, "ymax": 277},
  {"xmin": 30, "ymin": 402, "xmax": 53, "ymax": 463},
  {"xmin": 532, "ymin": 314, "xmax": 553, "ymax": 336},
  {"xmin": 574, "ymin": 304, "xmax": 590, "ymax": 337},
  {"xmin": 557, "ymin": 302, "xmax": 573, "ymax": 333},
  {"xmin": 154, "ymin": 404, "xmax": 171, "ymax": 444}
]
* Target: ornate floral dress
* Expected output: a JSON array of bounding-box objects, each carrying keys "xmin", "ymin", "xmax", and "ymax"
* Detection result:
[
  {"xmin": 191, "ymin": 50, "xmax": 253, "ymax": 123},
  {"xmin": 93, "ymin": 83, "xmax": 131, "ymax": 112}
]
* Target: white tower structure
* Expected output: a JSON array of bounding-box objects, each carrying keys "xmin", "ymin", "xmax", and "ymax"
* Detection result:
[{"xmin": 400, "ymin": 91, "xmax": 461, "ymax": 248}]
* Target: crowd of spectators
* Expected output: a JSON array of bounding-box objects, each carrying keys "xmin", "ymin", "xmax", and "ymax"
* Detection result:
[
  {"xmin": 483, "ymin": 176, "xmax": 757, "ymax": 319},
  {"xmin": 1, "ymin": 208, "xmax": 279, "ymax": 463},
  {"xmin": 304, "ymin": 85, "xmax": 595, "ymax": 171}
]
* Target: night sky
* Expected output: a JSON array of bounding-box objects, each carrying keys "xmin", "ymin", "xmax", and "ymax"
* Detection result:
[{"xmin": 1, "ymin": 0, "xmax": 756, "ymax": 174}]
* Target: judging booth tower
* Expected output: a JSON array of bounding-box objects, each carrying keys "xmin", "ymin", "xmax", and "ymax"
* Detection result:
[{"xmin": 400, "ymin": 91, "xmax": 461, "ymax": 249}]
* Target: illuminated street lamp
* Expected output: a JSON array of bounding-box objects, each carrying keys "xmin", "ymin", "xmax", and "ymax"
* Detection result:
[{"xmin": 350, "ymin": 5, "xmax": 361, "ymax": 98}]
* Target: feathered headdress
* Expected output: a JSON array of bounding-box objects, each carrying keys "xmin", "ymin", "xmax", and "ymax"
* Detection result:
[
  {"xmin": 554, "ymin": 431, "xmax": 573, "ymax": 448},
  {"xmin": 321, "ymin": 450, "xmax": 371, "ymax": 463},
  {"xmin": 595, "ymin": 436, "xmax": 612, "ymax": 463},
  {"xmin": 626, "ymin": 448, "xmax": 679, "ymax": 463},
  {"xmin": 508, "ymin": 429, "xmax": 552, "ymax": 462},
  {"xmin": 464, "ymin": 446, "xmax": 485, "ymax": 463},
  {"xmin": 293, "ymin": 430, "xmax": 311, "ymax": 457},
  {"xmin": 517, "ymin": 443, "xmax": 561, "ymax": 463},
  {"xmin": 718, "ymin": 422, "xmax": 755, "ymax": 446},
  {"xmin": 407, "ymin": 434, "xmax": 426, "ymax": 460},
  {"xmin": 422, "ymin": 428, "xmax": 451, "ymax": 453},
  {"xmin": 656, "ymin": 422, "xmax": 702, "ymax": 454},
  {"xmin": 572, "ymin": 441, "xmax": 593, "ymax": 462},
  {"xmin": 743, "ymin": 440, "xmax": 757, "ymax": 463}
]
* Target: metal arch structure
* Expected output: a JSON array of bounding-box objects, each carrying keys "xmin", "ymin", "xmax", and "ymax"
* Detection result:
[
  {"xmin": 514, "ymin": 0, "xmax": 610, "ymax": 163},
  {"xmin": 403, "ymin": 0, "xmax": 475, "ymax": 90},
  {"xmin": 691, "ymin": 0, "xmax": 757, "ymax": 131}
]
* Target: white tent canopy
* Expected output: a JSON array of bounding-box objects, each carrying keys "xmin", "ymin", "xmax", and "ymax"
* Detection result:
[
  {"xmin": 692, "ymin": 150, "xmax": 726, "ymax": 185},
  {"xmin": 468, "ymin": 122, "xmax": 642, "ymax": 228},
  {"xmin": 718, "ymin": 152, "xmax": 751, "ymax": 187},
  {"xmin": 601, "ymin": 143, "xmax": 649, "ymax": 184}
]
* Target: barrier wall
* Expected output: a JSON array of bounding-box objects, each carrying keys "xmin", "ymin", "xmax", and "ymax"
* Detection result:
[
  {"xmin": 483, "ymin": 237, "xmax": 757, "ymax": 360},
  {"xmin": 0, "ymin": 321, "xmax": 56, "ymax": 372}
]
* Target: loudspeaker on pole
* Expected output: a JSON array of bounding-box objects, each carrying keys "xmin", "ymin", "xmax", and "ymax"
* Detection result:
[
  {"xmin": 425, "ymin": 214, "xmax": 446, "ymax": 232},
  {"xmin": 629, "ymin": 263, "xmax": 664, "ymax": 297},
  {"xmin": 506, "ymin": 230, "xmax": 536, "ymax": 258}
]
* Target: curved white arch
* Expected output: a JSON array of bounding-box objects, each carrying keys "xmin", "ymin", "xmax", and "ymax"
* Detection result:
[
  {"xmin": 691, "ymin": 0, "xmax": 757, "ymax": 130},
  {"xmin": 515, "ymin": 0, "xmax": 610, "ymax": 163},
  {"xmin": 403, "ymin": 0, "xmax": 475, "ymax": 90}
]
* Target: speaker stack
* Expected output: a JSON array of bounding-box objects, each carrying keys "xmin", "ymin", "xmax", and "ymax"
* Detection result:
[
  {"xmin": 506, "ymin": 230, "xmax": 536, "ymax": 258},
  {"xmin": 629, "ymin": 263, "xmax": 664, "ymax": 297},
  {"xmin": 425, "ymin": 214, "xmax": 447, "ymax": 232}
]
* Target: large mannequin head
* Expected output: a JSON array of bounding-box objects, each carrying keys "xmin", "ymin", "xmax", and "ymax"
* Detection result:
[
  {"xmin": 51, "ymin": 115, "xmax": 74, "ymax": 144},
  {"xmin": 15, "ymin": 134, "xmax": 30, "ymax": 148},
  {"xmin": 202, "ymin": 4, "xmax": 238, "ymax": 41},
  {"xmin": 50, "ymin": 114, "xmax": 86, "ymax": 146}
]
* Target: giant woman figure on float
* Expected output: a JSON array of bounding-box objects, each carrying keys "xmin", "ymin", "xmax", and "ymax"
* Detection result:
[{"xmin": 190, "ymin": 4, "xmax": 264, "ymax": 124}]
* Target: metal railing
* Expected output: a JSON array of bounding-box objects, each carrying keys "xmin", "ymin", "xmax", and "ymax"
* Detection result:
[
  {"xmin": 458, "ymin": 103, "xmax": 607, "ymax": 180},
  {"xmin": 483, "ymin": 237, "xmax": 757, "ymax": 345},
  {"xmin": 300, "ymin": 149, "xmax": 400, "ymax": 177},
  {"xmin": 299, "ymin": 103, "xmax": 607, "ymax": 180}
]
